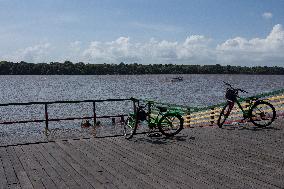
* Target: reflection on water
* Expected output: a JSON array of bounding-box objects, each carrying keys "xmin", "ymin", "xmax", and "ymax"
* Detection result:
[
  {"xmin": 0, "ymin": 74, "xmax": 283, "ymax": 145},
  {"xmin": 1, "ymin": 74, "xmax": 284, "ymax": 106}
]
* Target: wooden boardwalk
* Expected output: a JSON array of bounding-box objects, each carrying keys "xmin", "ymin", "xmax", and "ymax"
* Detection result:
[{"xmin": 0, "ymin": 120, "xmax": 283, "ymax": 189}]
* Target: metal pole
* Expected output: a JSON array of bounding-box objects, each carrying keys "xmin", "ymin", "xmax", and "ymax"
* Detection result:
[
  {"xmin": 44, "ymin": 103, "xmax": 49, "ymax": 131},
  {"xmin": 210, "ymin": 107, "xmax": 215, "ymax": 126},
  {"xmin": 132, "ymin": 98, "xmax": 137, "ymax": 114},
  {"xmin": 186, "ymin": 108, "xmax": 191, "ymax": 128},
  {"xmin": 93, "ymin": 101, "xmax": 96, "ymax": 126},
  {"xmin": 132, "ymin": 98, "xmax": 138, "ymax": 126},
  {"xmin": 148, "ymin": 101, "xmax": 151, "ymax": 127}
]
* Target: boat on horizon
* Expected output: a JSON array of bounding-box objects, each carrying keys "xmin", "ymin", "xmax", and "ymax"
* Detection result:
[{"xmin": 171, "ymin": 76, "xmax": 183, "ymax": 82}]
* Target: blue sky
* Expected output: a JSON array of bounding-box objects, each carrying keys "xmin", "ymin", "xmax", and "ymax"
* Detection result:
[{"xmin": 0, "ymin": 0, "xmax": 284, "ymax": 66}]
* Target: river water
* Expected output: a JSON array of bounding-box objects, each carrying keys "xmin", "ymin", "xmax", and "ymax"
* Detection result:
[{"xmin": 0, "ymin": 74, "xmax": 283, "ymax": 145}]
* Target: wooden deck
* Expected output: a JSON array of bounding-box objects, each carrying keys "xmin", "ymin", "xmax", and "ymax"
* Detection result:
[{"xmin": 0, "ymin": 120, "xmax": 283, "ymax": 189}]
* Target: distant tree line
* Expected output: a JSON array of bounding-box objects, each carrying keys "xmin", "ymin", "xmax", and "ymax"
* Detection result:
[{"xmin": 0, "ymin": 61, "xmax": 284, "ymax": 75}]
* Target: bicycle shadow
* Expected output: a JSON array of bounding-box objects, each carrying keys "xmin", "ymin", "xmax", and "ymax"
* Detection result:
[
  {"xmin": 132, "ymin": 134, "xmax": 195, "ymax": 145},
  {"xmin": 221, "ymin": 124, "xmax": 280, "ymax": 131},
  {"xmin": 245, "ymin": 126, "xmax": 280, "ymax": 131}
]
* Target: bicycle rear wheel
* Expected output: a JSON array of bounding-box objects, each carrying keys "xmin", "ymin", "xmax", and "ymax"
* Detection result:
[
  {"xmin": 158, "ymin": 113, "xmax": 183, "ymax": 137},
  {"xmin": 217, "ymin": 103, "xmax": 232, "ymax": 128},
  {"xmin": 249, "ymin": 101, "xmax": 276, "ymax": 127},
  {"xmin": 123, "ymin": 116, "xmax": 137, "ymax": 139}
]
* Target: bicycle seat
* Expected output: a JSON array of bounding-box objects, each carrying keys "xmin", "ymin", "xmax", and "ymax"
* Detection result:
[{"xmin": 157, "ymin": 106, "xmax": 167, "ymax": 112}]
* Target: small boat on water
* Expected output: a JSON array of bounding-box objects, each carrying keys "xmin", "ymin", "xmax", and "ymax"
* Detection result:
[{"xmin": 171, "ymin": 76, "xmax": 183, "ymax": 82}]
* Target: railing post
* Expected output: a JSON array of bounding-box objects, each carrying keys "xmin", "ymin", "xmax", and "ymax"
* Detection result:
[
  {"xmin": 186, "ymin": 108, "xmax": 191, "ymax": 128},
  {"xmin": 93, "ymin": 101, "xmax": 96, "ymax": 126},
  {"xmin": 112, "ymin": 118, "xmax": 116, "ymax": 125},
  {"xmin": 148, "ymin": 101, "xmax": 152, "ymax": 127},
  {"xmin": 44, "ymin": 103, "xmax": 49, "ymax": 131},
  {"xmin": 210, "ymin": 107, "xmax": 215, "ymax": 126},
  {"xmin": 120, "ymin": 115, "xmax": 124, "ymax": 123},
  {"xmin": 245, "ymin": 99, "xmax": 250, "ymax": 109},
  {"xmin": 132, "ymin": 98, "xmax": 137, "ymax": 114},
  {"xmin": 132, "ymin": 98, "xmax": 138, "ymax": 126}
]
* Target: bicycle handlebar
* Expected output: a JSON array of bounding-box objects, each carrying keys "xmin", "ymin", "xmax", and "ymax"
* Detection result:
[
  {"xmin": 223, "ymin": 81, "xmax": 233, "ymax": 88},
  {"xmin": 223, "ymin": 81, "xmax": 248, "ymax": 93},
  {"xmin": 239, "ymin": 89, "xmax": 248, "ymax": 93}
]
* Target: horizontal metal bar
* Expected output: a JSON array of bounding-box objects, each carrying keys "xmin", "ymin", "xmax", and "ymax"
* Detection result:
[
  {"xmin": 48, "ymin": 114, "xmax": 128, "ymax": 122},
  {"xmin": 0, "ymin": 98, "xmax": 134, "ymax": 107},
  {"xmin": 0, "ymin": 114, "xmax": 128, "ymax": 125},
  {"xmin": 94, "ymin": 98, "xmax": 132, "ymax": 102},
  {"xmin": 96, "ymin": 114, "xmax": 128, "ymax": 119},
  {"xmin": 47, "ymin": 117, "xmax": 92, "ymax": 122},
  {"xmin": 0, "ymin": 119, "xmax": 46, "ymax": 125}
]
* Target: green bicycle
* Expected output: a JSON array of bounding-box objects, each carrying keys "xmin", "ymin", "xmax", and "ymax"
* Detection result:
[
  {"xmin": 217, "ymin": 82, "xmax": 276, "ymax": 128},
  {"xmin": 124, "ymin": 101, "xmax": 184, "ymax": 139}
]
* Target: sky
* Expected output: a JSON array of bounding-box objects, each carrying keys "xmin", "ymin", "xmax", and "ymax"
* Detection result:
[{"xmin": 0, "ymin": 0, "xmax": 284, "ymax": 66}]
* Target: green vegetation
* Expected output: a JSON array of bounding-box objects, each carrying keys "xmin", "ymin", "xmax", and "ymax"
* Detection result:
[{"xmin": 0, "ymin": 61, "xmax": 284, "ymax": 75}]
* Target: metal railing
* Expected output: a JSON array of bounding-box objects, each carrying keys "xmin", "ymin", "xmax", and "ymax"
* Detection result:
[{"xmin": 0, "ymin": 98, "xmax": 136, "ymax": 133}]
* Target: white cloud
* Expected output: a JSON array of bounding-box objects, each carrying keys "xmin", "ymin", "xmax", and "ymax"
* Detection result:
[
  {"xmin": 177, "ymin": 35, "xmax": 213, "ymax": 60},
  {"xmin": 217, "ymin": 24, "xmax": 284, "ymax": 52},
  {"xmin": 78, "ymin": 25, "xmax": 284, "ymax": 66},
  {"xmin": 82, "ymin": 37, "xmax": 140, "ymax": 63},
  {"xmin": 262, "ymin": 12, "xmax": 273, "ymax": 19},
  {"xmin": 82, "ymin": 35, "xmax": 213, "ymax": 64},
  {"xmin": 216, "ymin": 24, "xmax": 284, "ymax": 65},
  {"xmin": 2, "ymin": 24, "xmax": 284, "ymax": 66},
  {"xmin": 70, "ymin": 41, "xmax": 82, "ymax": 52},
  {"xmin": 3, "ymin": 43, "xmax": 52, "ymax": 63}
]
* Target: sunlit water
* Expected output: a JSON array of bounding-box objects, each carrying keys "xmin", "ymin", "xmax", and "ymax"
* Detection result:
[{"xmin": 0, "ymin": 75, "xmax": 283, "ymax": 145}]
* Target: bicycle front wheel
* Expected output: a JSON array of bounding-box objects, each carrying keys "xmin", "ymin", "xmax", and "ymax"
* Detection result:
[
  {"xmin": 158, "ymin": 113, "xmax": 183, "ymax": 137},
  {"xmin": 123, "ymin": 116, "xmax": 137, "ymax": 139},
  {"xmin": 249, "ymin": 101, "xmax": 276, "ymax": 127},
  {"xmin": 217, "ymin": 103, "xmax": 231, "ymax": 128}
]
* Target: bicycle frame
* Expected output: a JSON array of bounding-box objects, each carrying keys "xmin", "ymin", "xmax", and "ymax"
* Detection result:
[
  {"xmin": 218, "ymin": 82, "xmax": 276, "ymax": 128},
  {"xmin": 124, "ymin": 100, "xmax": 184, "ymax": 139},
  {"xmin": 229, "ymin": 96, "xmax": 257, "ymax": 119},
  {"xmin": 128, "ymin": 104, "xmax": 162, "ymax": 129},
  {"xmin": 133, "ymin": 101, "xmax": 183, "ymax": 130},
  {"xmin": 147, "ymin": 111, "xmax": 164, "ymax": 129}
]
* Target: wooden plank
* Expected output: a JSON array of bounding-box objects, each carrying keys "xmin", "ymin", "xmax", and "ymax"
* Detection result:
[
  {"xmin": 55, "ymin": 140, "xmax": 117, "ymax": 189},
  {"xmin": 13, "ymin": 146, "xmax": 45, "ymax": 189},
  {"xmin": 21, "ymin": 145, "xmax": 58, "ymax": 189},
  {"xmin": 82, "ymin": 138, "xmax": 189, "ymax": 189},
  {"xmin": 0, "ymin": 148, "xmax": 8, "ymax": 189},
  {"xmin": 109, "ymin": 139, "xmax": 212, "ymax": 188},
  {"xmin": 36, "ymin": 143, "xmax": 82, "ymax": 189},
  {"xmin": 213, "ymin": 126, "xmax": 284, "ymax": 158},
  {"xmin": 68, "ymin": 139, "xmax": 155, "ymax": 189},
  {"xmin": 93, "ymin": 137, "xmax": 210, "ymax": 189},
  {"xmin": 111, "ymin": 131, "xmax": 281, "ymax": 189},
  {"xmin": 177, "ymin": 127, "xmax": 284, "ymax": 188},
  {"xmin": 41, "ymin": 142, "xmax": 95, "ymax": 189},
  {"xmin": 197, "ymin": 128, "xmax": 284, "ymax": 185},
  {"xmin": 23, "ymin": 145, "xmax": 68, "ymax": 189},
  {"xmin": 64, "ymin": 139, "xmax": 141, "ymax": 189},
  {"xmin": 6, "ymin": 146, "xmax": 34, "ymax": 189},
  {"xmin": 17, "ymin": 171, "xmax": 34, "ymax": 189},
  {"xmin": 109, "ymin": 136, "xmax": 229, "ymax": 188},
  {"xmin": 0, "ymin": 147, "xmax": 20, "ymax": 188},
  {"xmin": 171, "ymin": 136, "xmax": 281, "ymax": 188}
]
